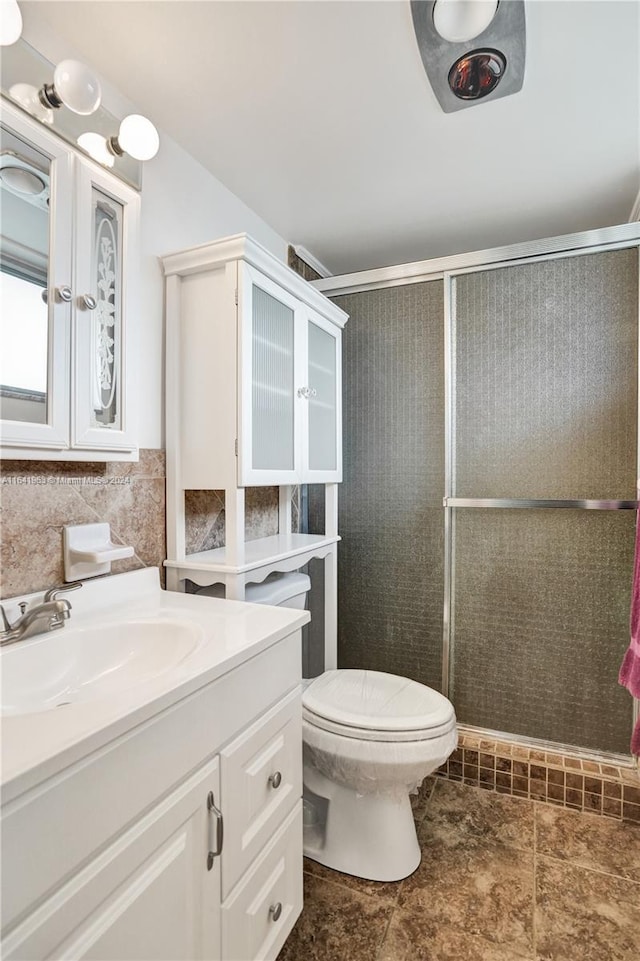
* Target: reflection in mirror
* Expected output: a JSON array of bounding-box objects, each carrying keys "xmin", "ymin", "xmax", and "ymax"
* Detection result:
[{"xmin": 0, "ymin": 125, "xmax": 50, "ymax": 425}]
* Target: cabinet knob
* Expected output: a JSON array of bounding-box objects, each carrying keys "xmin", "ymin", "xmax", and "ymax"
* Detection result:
[
  {"xmin": 309, "ymin": 387, "xmax": 317, "ymax": 398},
  {"xmin": 297, "ymin": 387, "xmax": 310, "ymax": 399},
  {"xmin": 268, "ymin": 771, "xmax": 282, "ymax": 789},
  {"xmin": 79, "ymin": 293, "xmax": 97, "ymax": 310},
  {"xmin": 55, "ymin": 285, "xmax": 73, "ymax": 303},
  {"xmin": 269, "ymin": 902, "xmax": 283, "ymax": 922}
]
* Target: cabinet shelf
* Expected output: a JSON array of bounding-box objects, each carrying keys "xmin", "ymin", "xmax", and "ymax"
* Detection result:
[{"xmin": 165, "ymin": 533, "xmax": 340, "ymax": 576}]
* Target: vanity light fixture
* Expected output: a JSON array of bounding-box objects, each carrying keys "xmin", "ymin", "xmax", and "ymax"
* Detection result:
[
  {"xmin": 76, "ymin": 132, "xmax": 115, "ymax": 168},
  {"xmin": 0, "ymin": 0, "xmax": 22, "ymax": 46},
  {"xmin": 38, "ymin": 59, "xmax": 101, "ymax": 116},
  {"xmin": 77, "ymin": 114, "xmax": 159, "ymax": 168},
  {"xmin": 107, "ymin": 114, "xmax": 160, "ymax": 162},
  {"xmin": 9, "ymin": 82, "xmax": 53, "ymax": 124}
]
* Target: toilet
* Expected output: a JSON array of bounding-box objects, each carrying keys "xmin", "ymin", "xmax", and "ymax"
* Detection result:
[{"xmin": 196, "ymin": 572, "xmax": 457, "ymax": 882}]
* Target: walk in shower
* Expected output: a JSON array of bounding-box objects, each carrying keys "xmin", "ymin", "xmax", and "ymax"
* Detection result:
[{"xmin": 311, "ymin": 227, "xmax": 639, "ymax": 759}]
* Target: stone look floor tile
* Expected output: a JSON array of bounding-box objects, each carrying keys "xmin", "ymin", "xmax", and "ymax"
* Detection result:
[
  {"xmin": 302, "ymin": 859, "xmax": 401, "ymax": 905},
  {"xmin": 536, "ymin": 856, "xmax": 640, "ymax": 961},
  {"xmin": 279, "ymin": 779, "xmax": 640, "ymax": 961},
  {"xmin": 404, "ymin": 780, "xmax": 535, "ymax": 954},
  {"xmin": 420, "ymin": 778, "xmax": 535, "ymax": 853},
  {"xmin": 397, "ymin": 837, "xmax": 534, "ymax": 955},
  {"xmin": 536, "ymin": 802, "xmax": 640, "ymax": 883},
  {"xmin": 276, "ymin": 873, "xmax": 392, "ymax": 961},
  {"xmin": 378, "ymin": 910, "xmax": 534, "ymax": 961},
  {"xmin": 410, "ymin": 775, "xmax": 437, "ymax": 824}
]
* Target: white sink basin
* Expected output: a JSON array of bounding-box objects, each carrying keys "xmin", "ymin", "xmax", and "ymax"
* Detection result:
[{"xmin": 1, "ymin": 619, "xmax": 204, "ymax": 715}]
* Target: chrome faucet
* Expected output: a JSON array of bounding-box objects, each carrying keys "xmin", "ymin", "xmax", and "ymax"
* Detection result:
[{"xmin": 0, "ymin": 582, "xmax": 82, "ymax": 647}]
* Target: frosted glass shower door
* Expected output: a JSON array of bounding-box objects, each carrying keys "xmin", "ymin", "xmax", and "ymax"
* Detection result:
[{"xmin": 448, "ymin": 247, "xmax": 639, "ymax": 755}]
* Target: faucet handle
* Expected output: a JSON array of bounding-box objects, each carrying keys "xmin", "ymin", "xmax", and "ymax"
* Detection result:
[
  {"xmin": 44, "ymin": 581, "xmax": 83, "ymax": 603},
  {"xmin": 0, "ymin": 604, "xmax": 12, "ymax": 632}
]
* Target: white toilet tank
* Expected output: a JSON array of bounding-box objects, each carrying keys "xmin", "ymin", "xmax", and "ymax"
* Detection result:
[{"xmin": 195, "ymin": 572, "xmax": 310, "ymax": 610}]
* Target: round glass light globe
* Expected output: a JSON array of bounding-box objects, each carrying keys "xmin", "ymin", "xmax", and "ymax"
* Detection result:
[
  {"xmin": 118, "ymin": 114, "xmax": 160, "ymax": 161},
  {"xmin": 433, "ymin": 0, "xmax": 499, "ymax": 44},
  {"xmin": 0, "ymin": 0, "xmax": 23, "ymax": 46},
  {"xmin": 9, "ymin": 83, "xmax": 54, "ymax": 124},
  {"xmin": 77, "ymin": 132, "xmax": 115, "ymax": 168},
  {"xmin": 53, "ymin": 59, "xmax": 101, "ymax": 115}
]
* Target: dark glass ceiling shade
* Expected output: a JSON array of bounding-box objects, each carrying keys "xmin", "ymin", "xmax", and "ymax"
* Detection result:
[{"xmin": 448, "ymin": 49, "xmax": 506, "ymax": 100}]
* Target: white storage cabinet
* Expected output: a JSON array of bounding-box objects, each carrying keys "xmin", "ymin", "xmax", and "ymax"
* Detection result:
[
  {"xmin": 162, "ymin": 233, "xmax": 347, "ymax": 492},
  {"xmin": 0, "ymin": 100, "xmax": 139, "ymax": 460}
]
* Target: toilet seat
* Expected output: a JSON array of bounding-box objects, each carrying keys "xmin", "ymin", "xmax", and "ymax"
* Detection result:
[{"xmin": 302, "ymin": 669, "xmax": 456, "ymax": 742}]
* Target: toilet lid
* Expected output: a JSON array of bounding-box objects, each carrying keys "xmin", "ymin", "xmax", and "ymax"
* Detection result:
[{"xmin": 302, "ymin": 670, "xmax": 455, "ymax": 739}]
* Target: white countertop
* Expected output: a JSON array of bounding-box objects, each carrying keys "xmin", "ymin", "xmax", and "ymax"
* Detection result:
[{"xmin": 0, "ymin": 568, "xmax": 309, "ymax": 802}]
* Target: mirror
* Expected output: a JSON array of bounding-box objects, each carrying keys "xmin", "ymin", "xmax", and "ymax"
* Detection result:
[{"xmin": 0, "ymin": 124, "xmax": 50, "ymax": 425}]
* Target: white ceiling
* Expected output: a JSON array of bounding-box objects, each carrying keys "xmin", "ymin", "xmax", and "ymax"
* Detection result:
[{"xmin": 22, "ymin": 0, "xmax": 640, "ymax": 275}]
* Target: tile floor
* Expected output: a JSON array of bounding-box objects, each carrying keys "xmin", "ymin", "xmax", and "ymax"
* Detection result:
[{"xmin": 277, "ymin": 778, "xmax": 640, "ymax": 961}]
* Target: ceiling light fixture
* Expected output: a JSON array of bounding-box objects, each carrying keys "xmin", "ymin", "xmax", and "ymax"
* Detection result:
[
  {"xmin": 0, "ymin": 0, "xmax": 22, "ymax": 46},
  {"xmin": 433, "ymin": 0, "xmax": 499, "ymax": 44},
  {"xmin": 411, "ymin": 0, "xmax": 525, "ymax": 113},
  {"xmin": 107, "ymin": 115, "xmax": 160, "ymax": 162},
  {"xmin": 38, "ymin": 59, "xmax": 101, "ymax": 116}
]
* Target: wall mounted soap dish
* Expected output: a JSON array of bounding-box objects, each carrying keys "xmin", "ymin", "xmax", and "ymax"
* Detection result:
[{"xmin": 64, "ymin": 523, "xmax": 134, "ymax": 580}]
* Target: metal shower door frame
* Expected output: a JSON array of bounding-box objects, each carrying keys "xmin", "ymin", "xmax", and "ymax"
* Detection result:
[
  {"xmin": 441, "ymin": 239, "xmax": 640, "ymax": 754},
  {"xmin": 314, "ymin": 222, "xmax": 640, "ymax": 758}
]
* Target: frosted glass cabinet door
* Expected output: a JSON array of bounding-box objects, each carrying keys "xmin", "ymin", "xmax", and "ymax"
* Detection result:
[
  {"xmin": 303, "ymin": 311, "xmax": 342, "ymax": 482},
  {"xmin": 238, "ymin": 263, "xmax": 301, "ymax": 485},
  {"xmin": 72, "ymin": 160, "xmax": 139, "ymax": 452}
]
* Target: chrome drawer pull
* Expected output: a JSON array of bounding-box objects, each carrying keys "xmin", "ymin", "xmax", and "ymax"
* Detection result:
[
  {"xmin": 206, "ymin": 791, "xmax": 223, "ymax": 870},
  {"xmin": 268, "ymin": 771, "xmax": 282, "ymax": 789},
  {"xmin": 269, "ymin": 902, "xmax": 282, "ymax": 922}
]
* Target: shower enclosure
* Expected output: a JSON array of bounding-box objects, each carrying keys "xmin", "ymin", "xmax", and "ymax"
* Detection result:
[{"xmin": 310, "ymin": 225, "xmax": 639, "ymax": 760}]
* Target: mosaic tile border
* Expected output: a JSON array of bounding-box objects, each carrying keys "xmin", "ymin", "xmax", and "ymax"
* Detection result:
[{"xmin": 436, "ymin": 729, "xmax": 640, "ymax": 823}]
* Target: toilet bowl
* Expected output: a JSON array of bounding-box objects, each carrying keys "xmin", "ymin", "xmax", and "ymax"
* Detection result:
[
  {"xmin": 198, "ymin": 573, "xmax": 457, "ymax": 882},
  {"xmin": 302, "ymin": 669, "xmax": 457, "ymax": 881}
]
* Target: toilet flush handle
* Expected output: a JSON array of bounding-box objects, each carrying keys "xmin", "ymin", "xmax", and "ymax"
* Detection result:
[{"xmin": 268, "ymin": 771, "xmax": 282, "ymax": 789}]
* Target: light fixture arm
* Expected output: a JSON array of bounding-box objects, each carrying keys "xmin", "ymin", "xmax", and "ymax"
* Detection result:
[
  {"xmin": 39, "ymin": 82, "xmax": 63, "ymax": 110},
  {"xmin": 107, "ymin": 136, "xmax": 124, "ymax": 157}
]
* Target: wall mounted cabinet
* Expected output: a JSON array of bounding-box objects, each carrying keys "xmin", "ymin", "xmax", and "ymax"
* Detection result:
[
  {"xmin": 162, "ymin": 235, "xmax": 348, "ymax": 670},
  {"xmin": 162, "ymin": 236, "xmax": 346, "ymax": 491},
  {"xmin": 0, "ymin": 100, "xmax": 140, "ymax": 461}
]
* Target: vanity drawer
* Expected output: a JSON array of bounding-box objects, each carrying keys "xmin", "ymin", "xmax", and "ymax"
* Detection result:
[
  {"xmin": 220, "ymin": 688, "xmax": 301, "ymax": 897},
  {"xmin": 221, "ymin": 803, "xmax": 302, "ymax": 961},
  {"xmin": 1, "ymin": 631, "xmax": 300, "ymax": 932}
]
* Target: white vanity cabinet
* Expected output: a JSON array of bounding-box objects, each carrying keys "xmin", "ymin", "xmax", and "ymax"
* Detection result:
[
  {"xmin": 162, "ymin": 233, "xmax": 347, "ymax": 491},
  {"xmin": 1, "ymin": 606, "xmax": 305, "ymax": 961},
  {"xmin": 0, "ymin": 100, "xmax": 139, "ymax": 460}
]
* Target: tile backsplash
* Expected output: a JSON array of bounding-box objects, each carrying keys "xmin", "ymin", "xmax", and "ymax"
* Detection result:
[
  {"xmin": 1, "ymin": 454, "xmax": 293, "ymax": 599},
  {"xmin": 0, "ymin": 451, "xmax": 167, "ymax": 598}
]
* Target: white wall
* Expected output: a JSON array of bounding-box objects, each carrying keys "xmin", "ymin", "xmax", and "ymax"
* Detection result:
[{"xmin": 19, "ymin": 14, "xmax": 288, "ymax": 449}]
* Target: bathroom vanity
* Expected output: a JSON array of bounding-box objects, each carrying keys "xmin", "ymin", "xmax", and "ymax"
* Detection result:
[{"xmin": 0, "ymin": 569, "xmax": 308, "ymax": 960}]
